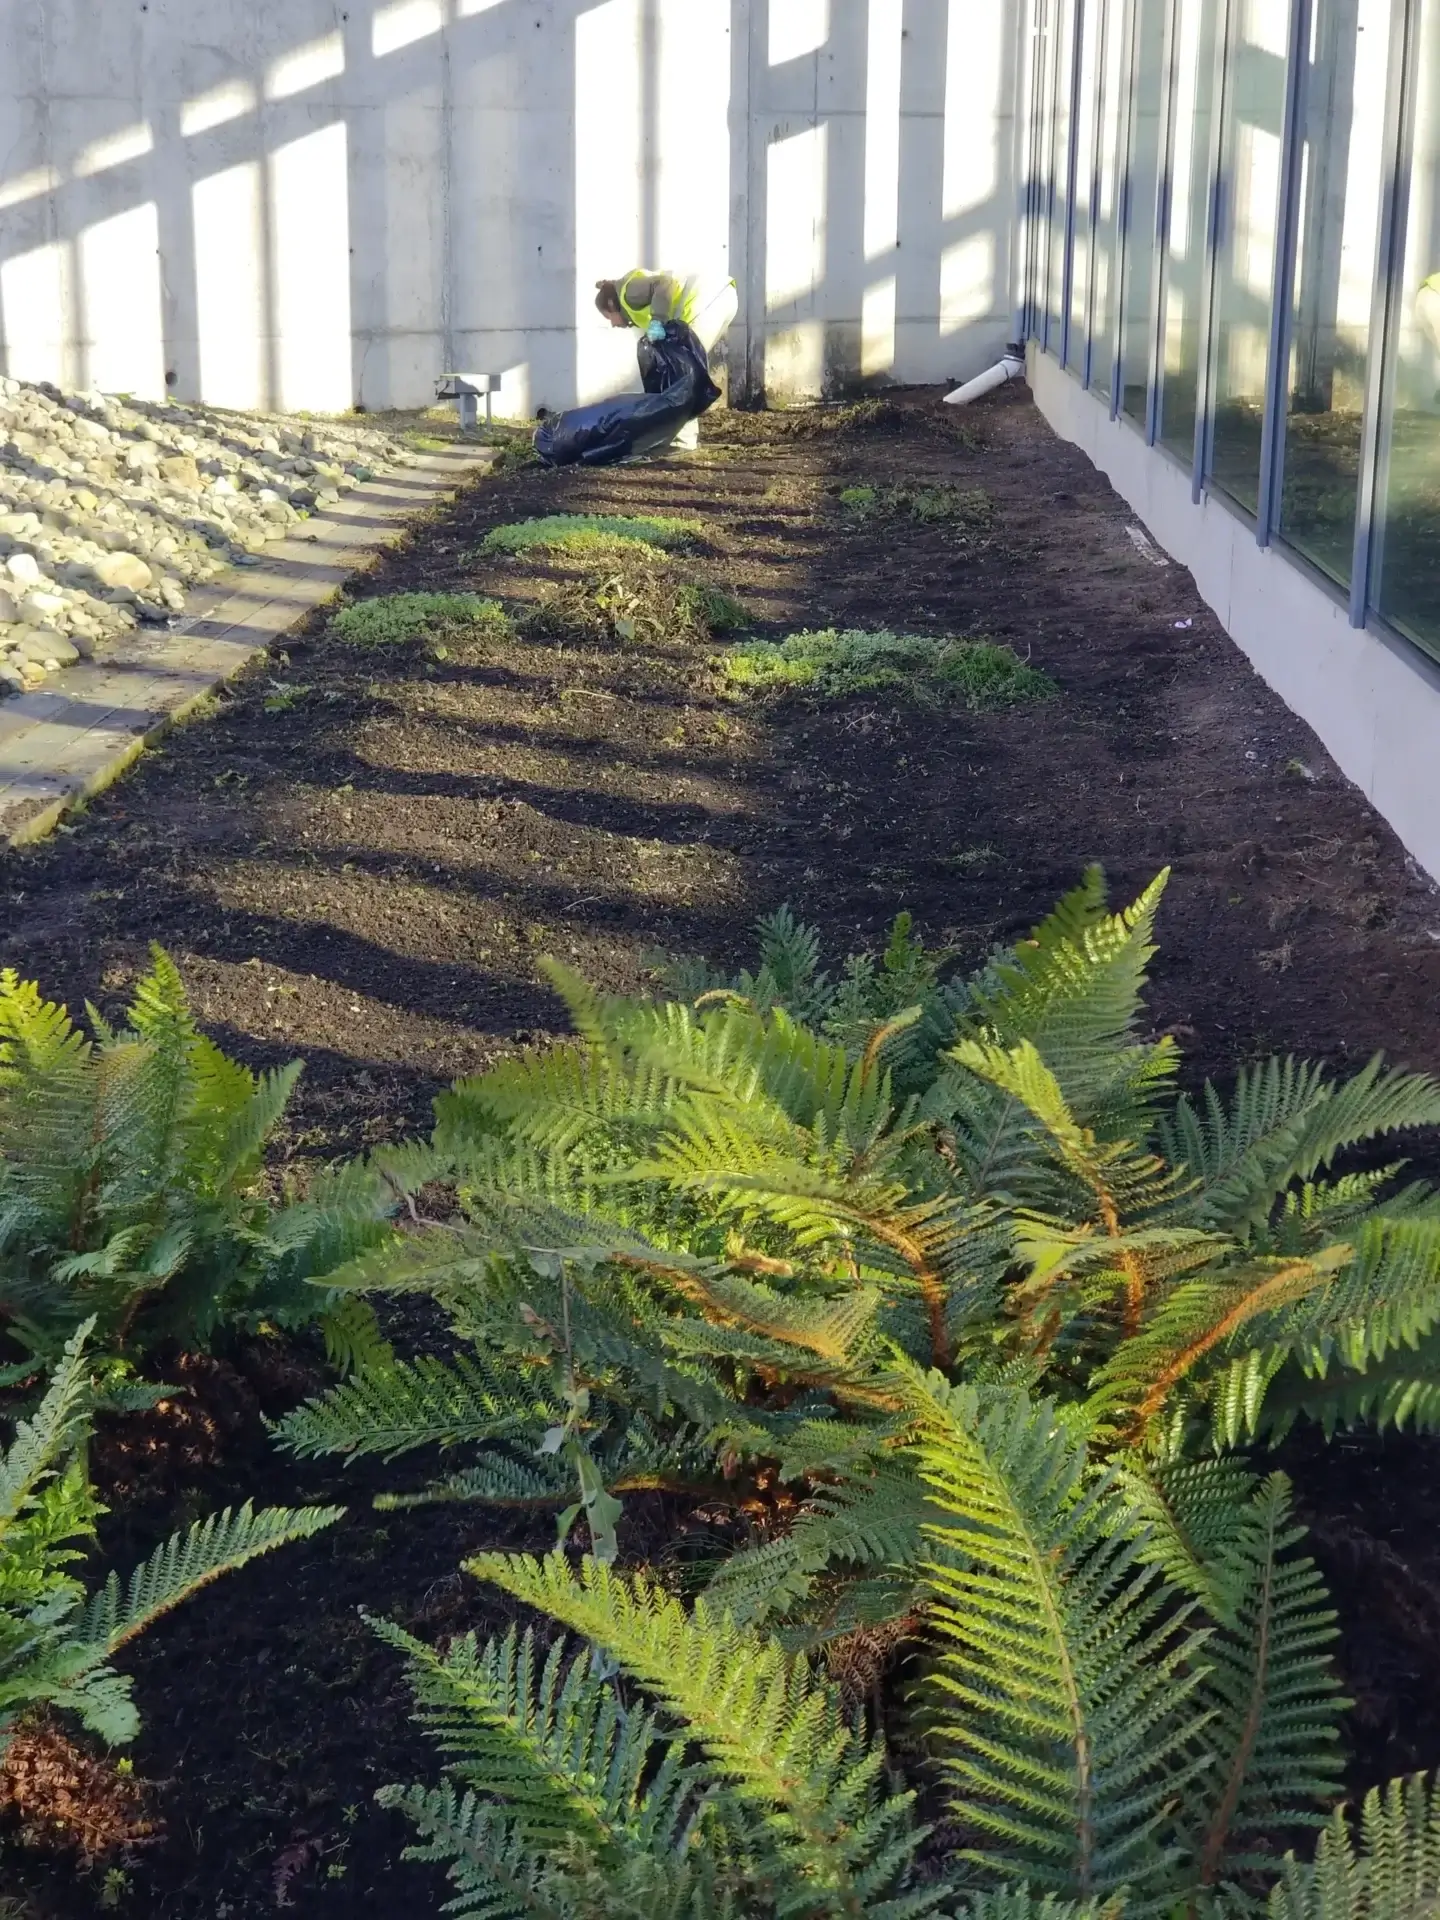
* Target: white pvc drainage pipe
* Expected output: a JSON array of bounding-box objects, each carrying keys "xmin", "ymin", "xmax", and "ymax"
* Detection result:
[{"xmin": 944, "ymin": 350, "xmax": 1025, "ymax": 406}]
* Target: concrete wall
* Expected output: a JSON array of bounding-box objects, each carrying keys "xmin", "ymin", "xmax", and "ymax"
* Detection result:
[
  {"xmin": 1030, "ymin": 348, "xmax": 1440, "ymax": 885},
  {"xmin": 0, "ymin": 0, "xmax": 1022, "ymax": 416}
]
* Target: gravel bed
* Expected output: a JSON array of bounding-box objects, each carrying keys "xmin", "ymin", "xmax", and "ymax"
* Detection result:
[{"xmin": 0, "ymin": 377, "xmax": 421, "ymax": 696}]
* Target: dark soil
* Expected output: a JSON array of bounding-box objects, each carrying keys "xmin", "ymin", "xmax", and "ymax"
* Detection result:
[{"xmin": 5, "ymin": 384, "xmax": 1440, "ymax": 1914}]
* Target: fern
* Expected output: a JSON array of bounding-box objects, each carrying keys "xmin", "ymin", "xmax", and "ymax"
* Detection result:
[
  {"xmin": 1184, "ymin": 1475, "xmax": 1346, "ymax": 1899},
  {"xmin": 277, "ymin": 1353, "xmax": 563, "ymax": 1462},
  {"xmin": 1267, "ymin": 1774, "xmax": 1440, "ymax": 1920},
  {"xmin": 468, "ymin": 1552, "xmax": 946, "ymax": 1918},
  {"xmin": 373, "ymin": 1616, "xmax": 723, "ymax": 1917},
  {"xmin": 77, "ymin": 1501, "xmax": 344, "ymax": 1653},
  {"xmin": 0, "ymin": 1321, "xmax": 342, "ymax": 1753},
  {"xmin": 0, "ymin": 950, "xmax": 386, "ymax": 1365},
  {"xmin": 911, "ymin": 1373, "xmax": 1211, "ymax": 1912}
]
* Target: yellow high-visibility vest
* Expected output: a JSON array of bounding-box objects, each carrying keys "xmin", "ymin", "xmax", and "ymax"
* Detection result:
[{"xmin": 617, "ymin": 269, "xmax": 701, "ymax": 330}]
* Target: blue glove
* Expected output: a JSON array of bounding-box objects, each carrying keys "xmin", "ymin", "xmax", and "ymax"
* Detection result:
[{"xmin": 645, "ymin": 320, "xmax": 667, "ymax": 341}]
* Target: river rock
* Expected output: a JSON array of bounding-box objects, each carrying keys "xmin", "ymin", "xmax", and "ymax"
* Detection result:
[
  {"xmin": 19, "ymin": 589, "xmax": 68, "ymax": 625},
  {"xmin": 93, "ymin": 552, "xmax": 154, "ymax": 593},
  {"xmin": 12, "ymin": 630, "xmax": 79, "ymax": 668},
  {"xmin": 159, "ymin": 454, "xmax": 201, "ymax": 491},
  {"xmin": 5, "ymin": 552, "xmax": 41, "ymax": 586}
]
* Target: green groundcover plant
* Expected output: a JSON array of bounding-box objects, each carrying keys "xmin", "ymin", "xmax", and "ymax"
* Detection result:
[
  {"xmin": 719, "ymin": 627, "xmax": 1055, "ymax": 705},
  {"xmin": 0, "ymin": 949, "xmax": 395, "ymax": 1373},
  {"xmin": 272, "ymin": 870, "xmax": 1440, "ymax": 1915},
  {"xmin": 329, "ymin": 593, "xmax": 511, "ymax": 647},
  {"xmin": 839, "ymin": 482, "xmax": 994, "ymax": 528},
  {"xmin": 481, "ymin": 515, "xmax": 701, "ymax": 556}
]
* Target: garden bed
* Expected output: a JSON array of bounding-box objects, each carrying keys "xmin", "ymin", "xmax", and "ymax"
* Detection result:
[{"xmin": 5, "ymin": 383, "xmax": 1440, "ymax": 1914}]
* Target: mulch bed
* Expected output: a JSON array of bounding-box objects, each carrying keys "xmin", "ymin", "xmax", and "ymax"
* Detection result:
[{"xmin": 5, "ymin": 384, "xmax": 1440, "ymax": 1914}]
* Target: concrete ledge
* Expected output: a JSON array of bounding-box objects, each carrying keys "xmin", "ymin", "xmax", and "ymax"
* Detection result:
[
  {"xmin": 1028, "ymin": 348, "xmax": 1440, "ymax": 885},
  {"xmin": 0, "ymin": 446, "xmax": 495, "ymax": 846}
]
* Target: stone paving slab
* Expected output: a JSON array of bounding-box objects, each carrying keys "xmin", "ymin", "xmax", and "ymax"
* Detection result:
[{"xmin": 0, "ymin": 446, "xmax": 495, "ymax": 846}]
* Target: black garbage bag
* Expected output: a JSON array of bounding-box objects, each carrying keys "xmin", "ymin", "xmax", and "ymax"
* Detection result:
[
  {"xmin": 534, "ymin": 321, "xmax": 720, "ymax": 469},
  {"xmin": 636, "ymin": 320, "xmax": 715, "ymax": 396}
]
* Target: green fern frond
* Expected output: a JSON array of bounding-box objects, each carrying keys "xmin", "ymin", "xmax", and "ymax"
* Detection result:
[
  {"xmin": 1186, "ymin": 1474, "xmax": 1346, "ymax": 1894},
  {"xmin": 704, "ymin": 1457, "xmax": 940, "ymax": 1628},
  {"xmin": 317, "ymin": 1293, "xmax": 395, "ymax": 1377},
  {"xmin": 375, "ymin": 1449, "xmax": 575, "ymax": 1511},
  {"xmin": 467, "ymin": 1551, "xmax": 940, "ymax": 1918},
  {"xmin": 0, "ymin": 1318, "xmax": 95, "ymax": 1530},
  {"xmin": 1257, "ymin": 1331, "xmax": 1440, "ymax": 1439},
  {"xmin": 78, "ymin": 1501, "xmax": 343, "ymax": 1652},
  {"xmin": 372, "ymin": 1616, "xmax": 709, "ymax": 1866},
  {"xmin": 1167, "ymin": 1056, "xmax": 1440, "ymax": 1239},
  {"xmin": 276, "ymin": 1354, "xmax": 561, "ymax": 1462},
  {"xmin": 953, "ymin": 1893, "xmax": 1125, "ymax": 1920},
  {"xmin": 955, "ymin": 869, "xmax": 1174, "ymax": 1127},
  {"xmin": 371, "ymin": 1780, "xmax": 560, "ymax": 1920},
  {"xmin": 1267, "ymin": 1773, "xmax": 1440, "ymax": 1920},
  {"xmin": 912, "ymin": 1372, "xmax": 1211, "ymax": 1911},
  {"xmin": 1115, "ymin": 1455, "xmax": 1257, "ymax": 1625}
]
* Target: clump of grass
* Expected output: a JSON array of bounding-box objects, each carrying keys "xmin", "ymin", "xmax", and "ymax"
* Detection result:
[
  {"xmin": 838, "ymin": 485, "xmax": 879, "ymax": 513},
  {"xmin": 478, "ymin": 424, "xmax": 542, "ymax": 473},
  {"xmin": 838, "ymin": 482, "xmax": 994, "ymax": 528},
  {"xmin": 329, "ymin": 592, "xmax": 511, "ymax": 647},
  {"xmin": 480, "ymin": 514, "xmax": 700, "ymax": 555},
  {"xmin": 719, "ymin": 628, "xmax": 1054, "ymax": 707},
  {"xmin": 524, "ymin": 549, "xmax": 747, "ymax": 647},
  {"xmin": 676, "ymin": 583, "xmax": 748, "ymax": 633}
]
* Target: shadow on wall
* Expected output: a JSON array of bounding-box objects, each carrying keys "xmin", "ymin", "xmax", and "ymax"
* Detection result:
[{"xmin": 0, "ymin": 0, "xmax": 1022, "ymax": 416}]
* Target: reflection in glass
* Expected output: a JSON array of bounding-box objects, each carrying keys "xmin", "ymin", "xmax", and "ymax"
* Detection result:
[
  {"xmin": 1121, "ymin": 0, "xmax": 1168, "ymax": 419},
  {"xmin": 1375, "ymin": 0, "xmax": 1440, "ymax": 655},
  {"xmin": 1069, "ymin": 0, "xmax": 1101, "ymax": 370},
  {"xmin": 1090, "ymin": 0, "xmax": 1130, "ymax": 399},
  {"xmin": 1158, "ymin": 0, "xmax": 1220, "ymax": 460},
  {"xmin": 1208, "ymin": 0, "xmax": 1292, "ymax": 511},
  {"xmin": 1275, "ymin": 0, "xmax": 1391, "ymax": 581}
]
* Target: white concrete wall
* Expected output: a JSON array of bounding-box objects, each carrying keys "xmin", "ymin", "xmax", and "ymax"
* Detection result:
[
  {"xmin": 1030, "ymin": 347, "xmax": 1440, "ymax": 884},
  {"xmin": 0, "ymin": 0, "xmax": 1022, "ymax": 416}
]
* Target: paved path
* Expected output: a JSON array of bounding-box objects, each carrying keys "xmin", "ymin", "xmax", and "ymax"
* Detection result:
[{"xmin": 0, "ymin": 446, "xmax": 494, "ymax": 845}]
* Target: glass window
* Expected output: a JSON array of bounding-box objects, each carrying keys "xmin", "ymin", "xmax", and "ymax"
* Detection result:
[
  {"xmin": 1276, "ymin": 0, "xmax": 1393, "ymax": 583},
  {"xmin": 1068, "ymin": 0, "xmax": 1101, "ymax": 372},
  {"xmin": 1120, "ymin": 0, "xmax": 1169, "ymax": 420},
  {"xmin": 1374, "ymin": 0, "xmax": 1440, "ymax": 655},
  {"xmin": 1090, "ymin": 0, "xmax": 1130, "ymax": 400},
  {"xmin": 1208, "ymin": 0, "xmax": 1294, "ymax": 514},
  {"xmin": 1158, "ymin": 0, "xmax": 1221, "ymax": 461},
  {"xmin": 1047, "ymin": 0, "xmax": 1077, "ymax": 353}
]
